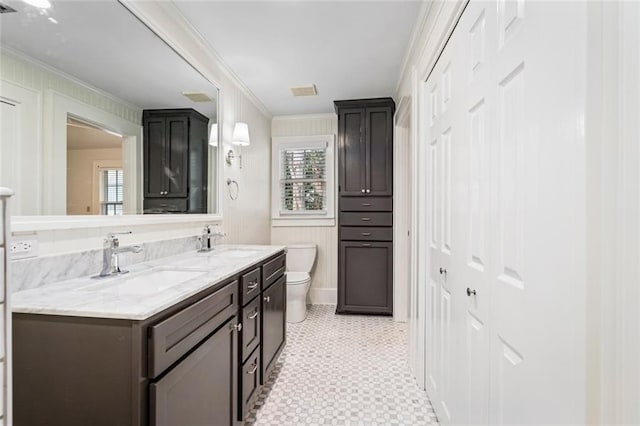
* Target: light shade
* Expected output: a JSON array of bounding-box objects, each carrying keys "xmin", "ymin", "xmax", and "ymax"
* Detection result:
[
  {"xmin": 209, "ymin": 123, "xmax": 218, "ymax": 147},
  {"xmin": 231, "ymin": 122, "xmax": 250, "ymax": 146}
]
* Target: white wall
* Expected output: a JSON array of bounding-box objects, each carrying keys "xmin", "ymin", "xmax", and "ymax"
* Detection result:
[
  {"xmin": 271, "ymin": 114, "xmax": 338, "ymax": 304},
  {"xmin": 7, "ymin": 2, "xmax": 273, "ymax": 256},
  {"xmin": 66, "ymin": 148, "xmax": 122, "ymax": 215}
]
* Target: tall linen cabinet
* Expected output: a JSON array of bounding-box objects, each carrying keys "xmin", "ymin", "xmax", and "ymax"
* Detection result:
[{"xmin": 335, "ymin": 98, "xmax": 395, "ymax": 315}]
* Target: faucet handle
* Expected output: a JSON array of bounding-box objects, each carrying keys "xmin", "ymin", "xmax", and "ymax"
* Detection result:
[
  {"xmin": 105, "ymin": 231, "xmax": 133, "ymax": 248},
  {"xmin": 107, "ymin": 231, "xmax": 132, "ymax": 239}
]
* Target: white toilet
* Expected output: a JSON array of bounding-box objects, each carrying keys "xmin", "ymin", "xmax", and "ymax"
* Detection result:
[{"xmin": 285, "ymin": 244, "xmax": 317, "ymax": 323}]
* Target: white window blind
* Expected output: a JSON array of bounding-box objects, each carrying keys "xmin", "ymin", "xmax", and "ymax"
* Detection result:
[
  {"xmin": 280, "ymin": 145, "xmax": 327, "ymax": 214},
  {"xmin": 102, "ymin": 169, "xmax": 123, "ymax": 216}
]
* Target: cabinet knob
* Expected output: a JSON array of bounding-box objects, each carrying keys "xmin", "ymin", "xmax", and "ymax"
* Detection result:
[
  {"xmin": 264, "ymin": 296, "xmax": 271, "ymax": 303},
  {"xmin": 361, "ymin": 189, "xmax": 365, "ymax": 193},
  {"xmin": 230, "ymin": 323, "xmax": 242, "ymax": 332},
  {"xmin": 366, "ymin": 189, "xmax": 371, "ymax": 193}
]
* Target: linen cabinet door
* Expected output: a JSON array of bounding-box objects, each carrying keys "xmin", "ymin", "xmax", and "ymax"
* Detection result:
[
  {"xmin": 261, "ymin": 275, "xmax": 286, "ymax": 383},
  {"xmin": 338, "ymin": 241, "xmax": 393, "ymax": 315},
  {"xmin": 144, "ymin": 116, "xmax": 167, "ymax": 198},
  {"xmin": 365, "ymin": 106, "xmax": 394, "ymax": 196},
  {"xmin": 164, "ymin": 116, "xmax": 189, "ymax": 198},
  {"xmin": 150, "ymin": 317, "xmax": 238, "ymax": 426},
  {"xmin": 338, "ymin": 108, "xmax": 367, "ymax": 196}
]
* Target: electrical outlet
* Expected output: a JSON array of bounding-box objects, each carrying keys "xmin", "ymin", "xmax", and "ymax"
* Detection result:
[{"xmin": 11, "ymin": 238, "xmax": 39, "ymax": 259}]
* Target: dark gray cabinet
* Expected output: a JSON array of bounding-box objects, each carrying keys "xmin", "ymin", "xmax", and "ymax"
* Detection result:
[
  {"xmin": 143, "ymin": 108, "xmax": 209, "ymax": 214},
  {"xmin": 335, "ymin": 98, "xmax": 395, "ymax": 316},
  {"xmin": 150, "ymin": 316, "xmax": 238, "ymax": 426},
  {"xmin": 261, "ymin": 274, "xmax": 286, "ymax": 382},
  {"xmin": 13, "ymin": 250, "xmax": 287, "ymax": 426}
]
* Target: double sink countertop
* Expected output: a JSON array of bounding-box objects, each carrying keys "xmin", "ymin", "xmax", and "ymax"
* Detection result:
[{"xmin": 12, "ymin": 244, "xmax": 286, "ymax": 321}]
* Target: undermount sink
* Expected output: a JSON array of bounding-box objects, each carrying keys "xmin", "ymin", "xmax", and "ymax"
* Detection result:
[{"xmin": 86, "ymin": 267, "xmax": 208, "ymax": 296}]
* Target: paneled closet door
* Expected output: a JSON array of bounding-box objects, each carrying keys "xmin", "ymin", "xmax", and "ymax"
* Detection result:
[{"xmin": 425, "ymin": 33, "xmax": 458, "ymax": 424}]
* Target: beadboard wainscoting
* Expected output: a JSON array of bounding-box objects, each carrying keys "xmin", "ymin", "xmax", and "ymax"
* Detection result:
[{"xmin": 271, "ymin": 114, "xmax": 338, "ymax": 305}]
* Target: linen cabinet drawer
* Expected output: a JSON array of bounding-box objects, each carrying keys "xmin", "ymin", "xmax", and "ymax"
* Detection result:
[
  {"xmin": 148, "ymin": 281, "xmax": 238, "ymax": 378},
  {"xmin": 143, "ymin": 198, "xmax": 188, "ymax": 213},
  {"xmin": 241, "ymin": 296, "xmax": 261, "ymax": 362},
  {"xmin": 340, "ymin": 197, "xmax": 392, "ymax": 212},
  {"xmin": 339, "ymin": 212, "xmax": 392, "ymax": 227},
  {"xmin": 241, "ymin": 268, "xmax": 261, "ymax": 305},
  {"xmin": 263, "ymin": 252, "xmax": 286, "ymax": 290},
  {"xmin": 340, "ymin": 226, "xmax": 392, "ymax": 241}
]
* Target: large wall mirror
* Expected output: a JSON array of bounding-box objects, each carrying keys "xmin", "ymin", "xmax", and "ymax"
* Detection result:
[{"xmin": 0, "ymin": 0, "xmax": 221, "ymax": 222}]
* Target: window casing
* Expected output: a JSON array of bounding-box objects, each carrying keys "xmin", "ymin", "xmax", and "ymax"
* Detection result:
[
  {"xmin": 102, "ymin": 169, "xmax": 123, "ymax": 216},
  {"xmin": 272, "ymin": 135, "xmax": 335, "ymax": 226}
]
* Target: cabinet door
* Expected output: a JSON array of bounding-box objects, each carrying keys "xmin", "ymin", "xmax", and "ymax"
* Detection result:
[
  {"xmin": 261, "ymin": 275, "xmax": 286, "ymax": 383},
  {"xmin": 339, "ymin": 108, "xmax": 367, "ymax": 196},
  {"xmin": 338, "ymin": 241, "xmax": 393, "ymax": 315},
  {"xmin": 144, "ymin": 117, "xmax": 167, "ymax": 198},
  {"xmin": 150, "ymin": 317, "xmax": 238, "ymax": 426},
  {"xmin": 165, "ymin": 116, "xmax": 189, "ymax": 198},
  {"xmin": 366, "ymin": 107, "xmax": 393, "ymax": 196}
]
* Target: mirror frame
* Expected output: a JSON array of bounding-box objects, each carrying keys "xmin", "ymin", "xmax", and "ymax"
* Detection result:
[{"xmin": 9, "ymin": 2, "xmax": 224, "ymax": 232}]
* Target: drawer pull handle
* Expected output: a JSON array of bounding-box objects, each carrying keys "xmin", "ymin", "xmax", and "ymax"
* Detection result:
[
  {"xmin": 361, "ymin": 217, "xmax": 371, "ymax": 221},
  {"xmin": 264, "ymin": 296, "xmax": 271, "ymax": 303},
  {"xmin": 247, "ymin": 363, "xmax": 258, "ymax": 375},
  {"xmin": 362, "ymin": 244, "xmax": 372, "ymax": 247},
  {"xmin": 247, "ymin": 281, "xmax": 259, "ymax": 290},
  {"xmin": 361, "ymin": 232, "xmax": 372, "ymax": 236},
  {"xmin": 248, "ymin": 310, "xmax": 259, "ymax": 320},
  {"xmin": 361, "ymin": 203, "xmax": 372, "ymax": 207},
  {"xmin": 230, "ymin": 323, "xmax": 242, "ymax": 333}
]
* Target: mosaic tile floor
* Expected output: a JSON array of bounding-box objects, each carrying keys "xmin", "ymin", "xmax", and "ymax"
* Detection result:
[{"xmin": 246, "ymin": 305, "xmax": 439, "ymax": 426}]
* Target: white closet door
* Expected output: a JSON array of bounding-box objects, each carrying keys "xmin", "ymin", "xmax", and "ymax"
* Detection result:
[{"xmin": 423, "ymin": 0, "xmax": 587, "ymax": 424}]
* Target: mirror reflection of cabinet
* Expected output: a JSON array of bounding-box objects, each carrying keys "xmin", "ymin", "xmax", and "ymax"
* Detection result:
[{"xmin": 143, "ymin": 109, "xmax": 209, "ymax": 214}]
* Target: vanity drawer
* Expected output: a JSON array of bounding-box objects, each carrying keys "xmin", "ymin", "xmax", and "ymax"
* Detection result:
[
  {"xmin": 340, "ymin": 226, "xmax": 393, "ymax": 241},
  {"xmin": 241, "ymin": 268, "xmax": 261, "ymax": 305},
  {"xmin": 148, "ymin": 281, "xmax": 238, "ymax": 378},
  {"xmin": 241, "ymin": 296, "xmax": 261, "ymax": 361},
  {"xmin": 241, "ymin": 346, "xmax": 261, "ymax": 420},
  {"xmin": 340, "ymin": 212, "xmax": 392, "ymax": 227},
  {"xmin": 340, "ymin": 197, "xmax": 392, "ymax": 212},
  {"xmin": 143, "ymin": 197, "xmax": 188, "ymax": 214},
  {"xmin": 262, "ymin": 252, "xmax": 286, "ymax": 290}
]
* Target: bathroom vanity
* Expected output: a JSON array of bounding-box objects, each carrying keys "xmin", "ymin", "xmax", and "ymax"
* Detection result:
[{"xmin": 11, "ymin": 245, "xmax": 286, "ymax": 426}]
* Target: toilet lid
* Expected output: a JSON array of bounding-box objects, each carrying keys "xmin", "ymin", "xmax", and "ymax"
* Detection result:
[{"xmin": 286, "ymin": 272, "xmax": 310, "ymax": 284}]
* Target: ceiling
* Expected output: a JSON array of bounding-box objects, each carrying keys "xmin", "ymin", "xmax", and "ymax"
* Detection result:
[
  {"xmin": 67, "ymin": 118, "xmax": 123, "ymax": 150},
  {"xmin": 0, "ymin": 0, "xmax": 218, "ymax": 119},
  {"xmin": 175, "ymin": 1, "xmax": 422, "ymax": 115}
]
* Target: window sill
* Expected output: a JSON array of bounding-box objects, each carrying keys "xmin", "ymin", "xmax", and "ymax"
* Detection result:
[{"xmin": 271, "ymin": 217, "xmax": 335, "ymax": 228}]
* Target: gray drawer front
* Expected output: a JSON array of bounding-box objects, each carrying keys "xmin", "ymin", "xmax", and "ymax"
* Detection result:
[
  {"xmin": 241, "ymin": 346, "xmax": 261, "ymax": 420},
  {"xmin": 340, "ymin": 212, "xmax": 392, "ymax": 227},
  {"xmin": 241, "ymin": 267, "xmax": 261, "ymax": 305},
  {"xmin": 340, "ymin": 197, "xmax": 392, "ymax": 212},
  {"xmin": 148, "ymin": 281, "xmax": 238, "ymax": 378},
  {"xmin": 263, "ymin": 252, "xmax": 286, "ymax": 290},
  {"xmin": 340, "ymin": 226, "xmax": 393, "ymax": 241},
  {"xmin": 242, "ymin": 296, "xmax": 261, "ymax": 362},
  {"xmin": 143, "ymin": 198, "xmax": 188, "ymax": 214}
]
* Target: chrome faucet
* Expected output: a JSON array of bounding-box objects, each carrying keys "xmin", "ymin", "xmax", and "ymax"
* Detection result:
[
  {"xmin": 198, "ymin": 225, "xmax": 226, "ymax": 252},
  {"xmin": 96, "ymin": 232, "xmax": 143, "ymax": 278}
]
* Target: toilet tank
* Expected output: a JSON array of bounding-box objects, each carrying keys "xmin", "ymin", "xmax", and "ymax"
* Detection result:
[{"xmin": 286, "ymin": 244, "xmax": 317, "ymax": 273}]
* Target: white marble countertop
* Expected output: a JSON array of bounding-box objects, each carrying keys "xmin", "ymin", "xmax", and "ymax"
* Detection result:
[{"xmin": 12, "ymin": 244, "xmax": 286, "ymax": 321}]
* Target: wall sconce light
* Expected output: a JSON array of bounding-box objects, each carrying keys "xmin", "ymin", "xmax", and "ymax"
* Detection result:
[{"xmin": 226, "ymin": 122, "xmax": 250, "ymax": 168}]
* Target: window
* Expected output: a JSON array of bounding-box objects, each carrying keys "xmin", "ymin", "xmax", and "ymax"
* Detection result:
[
  {"xmin": 102, "ymin": 169, "xmax": 123, "ymax": 216},
  {"xmin": 272, "ymin": 135, "xmax": 335, "ymax": 226}
]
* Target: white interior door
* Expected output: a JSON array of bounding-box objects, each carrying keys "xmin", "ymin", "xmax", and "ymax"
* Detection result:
[{"xmin": 422, "ymin": 0, "xmax": 588, "ymax": 424}]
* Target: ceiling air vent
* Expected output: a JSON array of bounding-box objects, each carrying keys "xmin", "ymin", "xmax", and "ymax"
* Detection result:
[
  {"xmin": 182, "ymin": 91, "xmax": 213, "ymax": 103},
  {"xmin": 0, "ymin": 2, "xmax": 17, "ymax": 13},
  {"xmin": 290, "ymin": 84, "xmax": 318, "ymax": 97}
]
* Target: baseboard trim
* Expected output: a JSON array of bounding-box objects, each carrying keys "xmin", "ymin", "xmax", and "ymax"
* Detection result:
[{"xmin": 309, "ymin": 288, "xmax": 337, "ymax": 305}]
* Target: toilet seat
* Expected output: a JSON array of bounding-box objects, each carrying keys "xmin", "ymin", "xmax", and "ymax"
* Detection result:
[{"xmin": 286, "ymin": 272, "xmax": 310, "ymax": 285}]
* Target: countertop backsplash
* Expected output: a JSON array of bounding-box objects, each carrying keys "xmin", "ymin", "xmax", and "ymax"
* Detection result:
[{"xmin": 10, "ymin": 235, "xmax": 200, "ymax": 293}]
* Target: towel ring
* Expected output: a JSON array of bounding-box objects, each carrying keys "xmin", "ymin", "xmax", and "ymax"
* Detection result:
[{"xmin": 227, "ymin": 178, "xmax": 239, "ymax": 200}]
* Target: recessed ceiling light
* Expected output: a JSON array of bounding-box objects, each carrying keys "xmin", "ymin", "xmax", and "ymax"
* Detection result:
[
  {"xmin": 290, "ymin": 84, "xmax": 318, "ymax": 97},
  {"xmin": 21, "ymin": 0, "xmax": 51, "ymax": 9}
]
